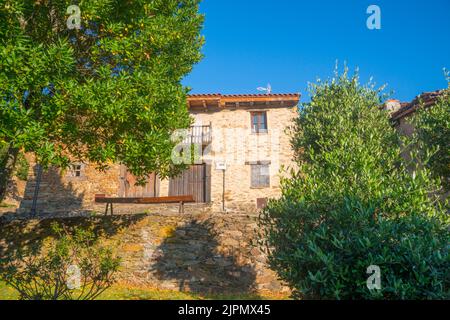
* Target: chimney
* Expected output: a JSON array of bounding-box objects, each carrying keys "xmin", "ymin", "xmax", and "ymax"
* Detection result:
[{"xmin": 384, "ymin": 99, "xmax": 402, "ymax": 113}]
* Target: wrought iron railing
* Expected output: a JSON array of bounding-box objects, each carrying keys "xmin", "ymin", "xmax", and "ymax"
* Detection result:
[{"xmin": 183, "ymin": 124, "xmax": 212, "ymax": 145}]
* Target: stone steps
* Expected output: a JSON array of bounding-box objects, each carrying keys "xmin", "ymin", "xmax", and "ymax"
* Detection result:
[
  {"xmin": 25, "ymin": 182, "xmax": 49, "ymax": 187},
  {"xmin": 20, "ymin": 175, "xmax": 52, "ymax": 207}
]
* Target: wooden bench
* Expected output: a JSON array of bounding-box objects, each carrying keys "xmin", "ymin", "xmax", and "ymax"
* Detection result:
[{"xmin": 94, "ymin": 195, "xmax": 195, "ymax": 215}]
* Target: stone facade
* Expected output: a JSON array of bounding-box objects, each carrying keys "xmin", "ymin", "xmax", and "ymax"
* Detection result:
[
  {"xmin": 2, "ymin": 94, "xmax": 300, "ymax": 215},
  {"xmin": 0, "ymin": 212, "xmax": 290, "ymax": 296},
  {"xmin": 161, "ymin": 94, "xmax": 299, "ymax": 212}
]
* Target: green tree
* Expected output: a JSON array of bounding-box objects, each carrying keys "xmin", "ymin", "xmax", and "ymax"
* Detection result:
[
  {"xmin": 259, "ymin": 69, "xmax": 449, "ymax": 300},
  {"xmin": 413, "ymin": 77, "xmax": 450, "ymax": 192},
  {"xmin": 0, "ymin": 0, "xmax": 204, "ymax": 200}
]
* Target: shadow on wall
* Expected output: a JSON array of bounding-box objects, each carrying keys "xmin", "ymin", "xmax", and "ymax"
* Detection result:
[
  {"xmin": 4, "ymin": 179, "xmax": 21, "ymax": 204},
  {"xmin": 0, "ymin": 214, "xmax": 147, "ymax": 277},
  {"xmin": 151, "ymin": 219, "xmax": 258, "ymax": 296},
  {"xmin": 16, "ymin": 165, "xmax": 85, "ymax": 216}
]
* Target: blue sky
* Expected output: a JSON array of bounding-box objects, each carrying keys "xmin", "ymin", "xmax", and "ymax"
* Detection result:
[{"xmin": 183, "ymin": 0, "xmax": 450, "ymax": 102}]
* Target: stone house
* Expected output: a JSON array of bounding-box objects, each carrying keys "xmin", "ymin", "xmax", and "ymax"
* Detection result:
[
  {"xmin": 4, "ymin": 93, "xmax": 300, "ymax": 215},
  {"xmin": 389, "ymin": 90, "xmax": 445, "ymax": 137}
]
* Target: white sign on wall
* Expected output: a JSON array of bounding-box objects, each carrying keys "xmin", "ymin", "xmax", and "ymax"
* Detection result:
[{"xmin": 215, "ymin": 161, "xmax": 227, "ymax": 171}]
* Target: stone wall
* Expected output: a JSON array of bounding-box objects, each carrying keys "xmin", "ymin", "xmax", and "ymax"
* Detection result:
[
  {"xmin": 3, "ymin": 154, "xmax": 121, "ymax": 216},
  {"xmin": 0, "ymin": 212, "xmax": 289, "ymax": 296}
]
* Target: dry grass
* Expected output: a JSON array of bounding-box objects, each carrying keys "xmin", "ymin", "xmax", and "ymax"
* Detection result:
[{"xmin": 0, "ymin": 282, "xmax": 289, "ymax": 300}]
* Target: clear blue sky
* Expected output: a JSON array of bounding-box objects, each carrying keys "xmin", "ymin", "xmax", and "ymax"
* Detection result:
[{"xmin": 183, "ymin": 0, "xmax": 450, "ymax": 102}]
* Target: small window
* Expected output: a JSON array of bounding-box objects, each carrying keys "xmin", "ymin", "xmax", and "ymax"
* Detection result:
[
  {"xmin": 251, "ymin": 164, "xmax": 270, "ymax": 188},
  {"xmin": 251, "ymin": 112, "xmax": 268, "ymax": 133},
  {"xmin": 71, "ymin": 164, "xmax": 83, "ymax": 177}
]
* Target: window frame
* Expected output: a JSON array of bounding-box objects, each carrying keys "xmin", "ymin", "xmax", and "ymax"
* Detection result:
[
  {"xmin": 250, "ymin": 163, "xmax": 270, "ymax": 188},
  {"xmin": 69, "ymin": 163, "xmax": 84, "ymax": 178},
  {"xmin": 250, "ymin": 111, "xmax": 268, "ymax": 134}
]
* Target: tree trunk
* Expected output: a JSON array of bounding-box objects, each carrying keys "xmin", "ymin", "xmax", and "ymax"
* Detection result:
[{"xmin": 0, "ymin": 144, "xmax": 19, "ymax": 202}]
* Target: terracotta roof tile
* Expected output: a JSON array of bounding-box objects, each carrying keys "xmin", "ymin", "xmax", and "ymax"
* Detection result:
[
  {"xmin": 392, "ymin": 90, "xmax": 444, "ymax": 121},
  {"xmin": 188, "ymin": 93, "xmax": 300, "ymax": 99}
]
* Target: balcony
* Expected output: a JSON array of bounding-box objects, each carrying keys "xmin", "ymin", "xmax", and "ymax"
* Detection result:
[{"xmin": 182, "ymin": 124, "xmax": 212, "ymax": 145}]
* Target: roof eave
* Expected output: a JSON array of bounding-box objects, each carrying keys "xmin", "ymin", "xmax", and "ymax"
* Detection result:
[{"xmin": 187, "ymin": 93, "xmax": 301, "ymax": 109}]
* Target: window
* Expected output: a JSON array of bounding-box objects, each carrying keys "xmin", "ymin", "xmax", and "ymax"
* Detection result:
[
  {"xmin": 71, "ymin": 164, "xmax": 83, "ymax": 177},
  {"xmin": 251, "ymin": 164, "xmax": 270, "ymax": 188},
  {"xmin": 251, "ymin": 112, "xmax": 268, "ymax": 133}
]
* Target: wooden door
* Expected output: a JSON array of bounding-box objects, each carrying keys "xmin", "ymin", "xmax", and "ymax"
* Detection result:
[
  {"xmin": 119, "ymin": 166, "xmax": 159, "ymax": 198},
  {"xmin": 169, "ymin": 164, "xmax": 211, "ymax": 203}
]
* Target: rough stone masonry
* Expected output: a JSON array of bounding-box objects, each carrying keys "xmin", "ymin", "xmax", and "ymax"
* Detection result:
[{"xmin": 0, "ymin": 212, "xmax": 290, "ymax": 296}]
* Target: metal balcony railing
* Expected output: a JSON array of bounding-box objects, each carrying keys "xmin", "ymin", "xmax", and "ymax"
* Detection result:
[{"xmin": 183, "ymin": 124, "xmax": 212, "ymax": 145}]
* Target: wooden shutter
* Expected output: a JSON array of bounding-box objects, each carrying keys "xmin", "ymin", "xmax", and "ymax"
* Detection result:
[
  {"xmin": 169, "ymin": 164, "xmax": 211, "ymax": 203},
  {"xmin": 251, "ymin": 165, "xmax": 259, "ymax": 187},
  {"xmin": 251, "ymin": 164, "xmax": 270, "ymax": 188},
  {"xmin": 119, "ymin": 166, "xmax": 159, "ymax": 198}
]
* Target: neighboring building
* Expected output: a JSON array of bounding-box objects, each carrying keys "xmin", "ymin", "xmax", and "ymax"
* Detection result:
[
  {"xmin": 388, "ymin": 90, "xmax": 444, "ymax": 135},
  {"xmin": 388, "ymin": 90, "xmax": 448, "ymax": 198},
  {"xmin": 3, "ymin": 94, "xmax": 300, "ymax": 215}
]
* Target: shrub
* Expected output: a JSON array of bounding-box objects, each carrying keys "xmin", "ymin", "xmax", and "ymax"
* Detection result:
[
  {"xmin": 259, "ymin": 69, "xmax": 450, "ymax": 300},
  {"xmin": 0, "ymin": 223, "xmax": 120, "ymax": 300}
]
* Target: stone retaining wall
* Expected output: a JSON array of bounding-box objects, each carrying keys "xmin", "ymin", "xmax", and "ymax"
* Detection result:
[{"xmin": 0, "ymin": 212, "xmax": 289, "ymax": 296}]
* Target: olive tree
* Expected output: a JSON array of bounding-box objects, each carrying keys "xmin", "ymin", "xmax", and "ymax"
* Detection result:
[{"xmin": 259, "ymin": 69, "xmax": 449, "ymax": 300}]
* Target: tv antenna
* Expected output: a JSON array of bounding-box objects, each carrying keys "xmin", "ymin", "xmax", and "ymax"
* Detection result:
[{"xmin": 257, "ymin": 83, "xmax": 272, "ymax": 94}]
